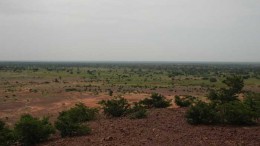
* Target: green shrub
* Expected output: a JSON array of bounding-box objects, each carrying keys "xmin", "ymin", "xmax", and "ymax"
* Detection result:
[
  {"xmin": 243, "ymin": 92, "xmax": 260, "ymax": 118},
  {"xmin": 98, "ymin": 96, "xmax": 130, "ymax": 117},
  {"xmin": 139, "ymin": 93, "xmax": 171, "ymax": 108},
  {"xmin": 128, "ymin": 103, "xmax": 147, "ymax": 119},
  {"xmin": 14, "ymin": 114, "xmax": 55, "ymax": 146},
  {"xmin": 63, "ymin": 103, "xmax": 98, "ymax": 123},
  {"xmin": 209, "ymin": 78, "xmax": 217, "ymax": 82},
  {"xmin": 175, "ymin": 96, "xmax": 196, "ymax": 107},
  {"xmin": 0, "ymin": 120, "xmax": 14, "ymax": 146},
  {"xmin": 55, "ymin": 113, "xmax": 91, "ymax": 137},
  {"xmin": 186, "ymin": 101, "xmax": 218, "ymax": 124},
  {"xmin": 221, "ymin": 101, "xmax": 257, "ymax": 125},
  {"xmin": 55, "ymin": 103, "xmax": 96, "ymax": 137}
]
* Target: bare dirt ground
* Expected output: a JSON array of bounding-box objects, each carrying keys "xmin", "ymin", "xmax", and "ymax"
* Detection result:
[{"xmin": 41, "ymin": 108, "xmax": 260, "ymax": 146}]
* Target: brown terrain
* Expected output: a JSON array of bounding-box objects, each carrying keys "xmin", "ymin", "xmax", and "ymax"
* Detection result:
[
  {"xmin": 40, "ymin": 108, "xmax": 260, "ymax": 146},
  {"xmin": 1, "ymin": 79, "xmax": 259, "ymax": 146}
]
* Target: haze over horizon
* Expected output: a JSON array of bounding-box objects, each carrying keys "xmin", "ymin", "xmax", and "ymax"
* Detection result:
[{"xmin": 0, "ymin": 0, "xmax": 259, "ymax": 62}]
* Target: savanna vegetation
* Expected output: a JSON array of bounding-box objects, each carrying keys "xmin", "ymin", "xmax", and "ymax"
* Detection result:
[{"xmin": 0, "ymin": 62, "xmax": 259, "ymax": 145}]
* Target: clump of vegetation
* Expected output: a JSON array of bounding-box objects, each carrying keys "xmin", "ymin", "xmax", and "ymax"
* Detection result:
[
  {"xmin": 139, "ymin": 93, "xmax": 171, "ymax": 108},
  {"xmin": 128, "ymin": 103, "xmax": 148, "ymax": 119},
  {"xmin": 186, "ymin": 101, "xmax": 218, "ymax": 124},
  {"xmin": 175, "ymin": 95, "xmax": 197, "ymax": 107},
  {"xmin": 0, "ymin": 120, "xmax": 14, "ymax": 146},
  {"xmin": 14, "ymin": 114, "xmax": 55, "ymax": 146},
  {"xmin": 209, "ymin": 78, "xmax": 217, "ymax": 82},
  {"xmin": 108, "ymin": 89, "xmax": 113, "ymax": 96},
  {"xmin": 243, "ymin": 92, "xmax": 260, "ymax": 118},
  {"xmin": 186, "ymin": 76, "xmax": 259, "ymax": 125},
  {"xmin": 98, "ymin": 96, "xmax": 130, "ymax": 117},
  {"xmin": 55, "ymin": 103, "xmax": 97, "ymax": 137}
]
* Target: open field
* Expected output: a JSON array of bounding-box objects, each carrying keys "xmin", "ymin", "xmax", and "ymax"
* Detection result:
[
  {"xmin": 0, "ymin": 62, "xmax": 260, "ymax": 124},
  {"xmin": 0, "ymin": 62, "xmax": 259, "ymax": 145}
]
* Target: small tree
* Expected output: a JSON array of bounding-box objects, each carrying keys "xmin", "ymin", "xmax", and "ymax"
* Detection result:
[
  {"xmin": 14, "ymin": 114, "xmax": 55, "ymax": 146},
  {"xmin": 108, "ymin": 90, "xmax": 113, "ymax": 96},
  {"xmin": 139, "ymin": 93, "xmax": 171, "ymax": 108},
  {"xmin": 98, "ymin": 96, "xmax": 130, "ymax": 117},
  {"xmin": 186, "ymin": 76, "xmax": 258, "ymax": 125},
  {"xmin": 208, "ymin": 76, "xmax": 244, "ymax": 103}
]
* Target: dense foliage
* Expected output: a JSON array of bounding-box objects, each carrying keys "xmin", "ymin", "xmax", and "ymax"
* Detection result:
[
  {"xmin": 98, "ymin": 96, "xmax": 130, "ymax": 117},
  {"xmin": 186, "ymin": 76, "xmax": 259, "ymax": 125},
  {"xmin": 14, "ymin": 114, "xmax": 55, "ymax": 146},
  {"xmin": 55, "ymin": 103, "xmax": 97, "ymax": 137},
  {"xmin": 0, "ymin": 120, "xmax": 14, "ymax": 146}
]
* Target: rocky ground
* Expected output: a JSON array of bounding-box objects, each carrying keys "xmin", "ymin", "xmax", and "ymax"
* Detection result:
[{"xmin": 41, "ymin": 108, "xmax": 260, "ymax": 146}]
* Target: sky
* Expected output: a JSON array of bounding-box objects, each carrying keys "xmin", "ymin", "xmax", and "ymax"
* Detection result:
[{"xmin": 0, "ymin": 0, "xmax": 259, "ymax": 62}]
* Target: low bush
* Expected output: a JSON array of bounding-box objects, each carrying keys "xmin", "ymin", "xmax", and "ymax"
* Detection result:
[
  {"xmin": 139, "ymin": 93, "xmax": 171, "ymax": 108},
  {"xmin": 62, "ymin": 103, "xmax": 98, "ymax": 123},
  {"xmin": 55, "ymin": 114, "xmax": 91, "ymax": 137},
  {"xmin": 221, "ymin": 101, "xmax": 258, "ymax": 125},
  {"xmin": 209, "ymin": 78, "xmax": 217, "ymax": 82},
  {"xmin": 128, "ymin": 103, "xmax": 147, "ymax": 119},
  {"xmin": 14, "ymin": 114, "xmax": 55, "ymax": 146},
  {"xmin": 55, "ymin": 103, "xmax": 96, "ymax": 137},
  {"xmin": 175, "ymin": 96, "xmax": 196, "ymax": 107},
  {"xmin": 0, "ymin": 120, "xmax": 14, "ymax": 146},
  {"xmin": 98, "ymin": 96, "xmax": 130, "ymax": 117},
  {"xmin": 186, "ymin": 101, "xmax": 218, "ymax": 124},
  {"xmin": 186, "ymin": 100, "xmax": 258, "ymax": 125}
]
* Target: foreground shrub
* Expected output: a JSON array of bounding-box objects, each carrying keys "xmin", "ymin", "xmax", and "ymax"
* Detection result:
[
  {"xmin": 98, "ymin": 96, "xmax": 129, "ymax": 117},
  {"xmin": 62, "ymin": 103, "xmax": 98, "ymax": 123},
  {"xmin": 139, "ymin": 93, "xmax": 171, "ymax": 108},
  {"xmin": 175, "ymin": 95, "xmax": 196, "ymax": 107},
  {"xmin": 128, "ymin": 103, "xmax": 147, "ymax": 119},
  {"xmin": 55, "ymin": 103, "xmax": 96, "ymax": 137},
  {"xmin": 186, "ymin": 101, "xmax": 218, "ymax": 124},
  {"xmin": 55, "ymin": 114, "xmax": 91, "ymax": 137},
  {"xmin": 14, "ymin": 114, "xmax": 55, "ymax": 146},
  {"xmin": 0, "ymin": 120, "xmax": 14, "ymax": 146},
  {"xmin": 221, "ymin": 101, "xmax": 257, "ymax": 125},
  {"xmin": 243, "ymin": 92, "xmax": 260, "ymax": 118}
]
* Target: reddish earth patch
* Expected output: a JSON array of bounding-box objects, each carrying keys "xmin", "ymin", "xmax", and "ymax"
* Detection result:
[{"xmin": 41, "ymin": 108, "xmax": 260, "ymax": 146}]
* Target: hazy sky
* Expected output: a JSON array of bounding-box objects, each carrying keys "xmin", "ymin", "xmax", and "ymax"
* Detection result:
[{"xmin": 0, "ymin": 0, "xmax": 259, "ymax": 62}]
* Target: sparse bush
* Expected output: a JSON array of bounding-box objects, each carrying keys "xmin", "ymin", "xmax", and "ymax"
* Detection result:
[
  {"xmin": 209, "ymin": 78, "xmax": 217, "ymax": 82},
  {"xmin": 14, "ymin": 114, "xmax": 55, "ymax": 146},
  {"xmin": 62, "ymin": 103, "xmax": 98, "ymax": 123},
  {"xmin": 186, "ymin": 76, "xmax": 258, "ymax": 125},
  {"xmin": 55, "ymin": 103, "xmax": 97, "ymax": 137},
  {"xmin": 128, "ymin": 103, "xmax": 147, "ymax": 119},
  {"xmin": 186, "ymin": 101, "xmax": 218, "ymax": 124},
  {"xmin": 108, "ymin": 90, "xmax": 113, "ymax": 96},
  {"xmin": 0, "ymin": 120, "xmax": 14, "ymax": 146},
  {"xmin": 98, "ymin": 96, "xmax": 129, "ymax": 117},
  {"xmin": 220, "ymin": 101, "xmax": 257, "ymax": 125},
  {"xmin": 175, "ymin": 95, "xmax": 196, "ymax": 107},
  {"xmin": 139, "ymin": 93, "xmax": 171, "ymax": 108},
  {"xmin": 55, "ymin": 113, "xmax": 91, "ymax": 137}
]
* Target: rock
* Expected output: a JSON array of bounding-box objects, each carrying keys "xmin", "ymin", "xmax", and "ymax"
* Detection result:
[{"xmin": 104, "ymin": 136, "xmax": 113, "ymax": 141}]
